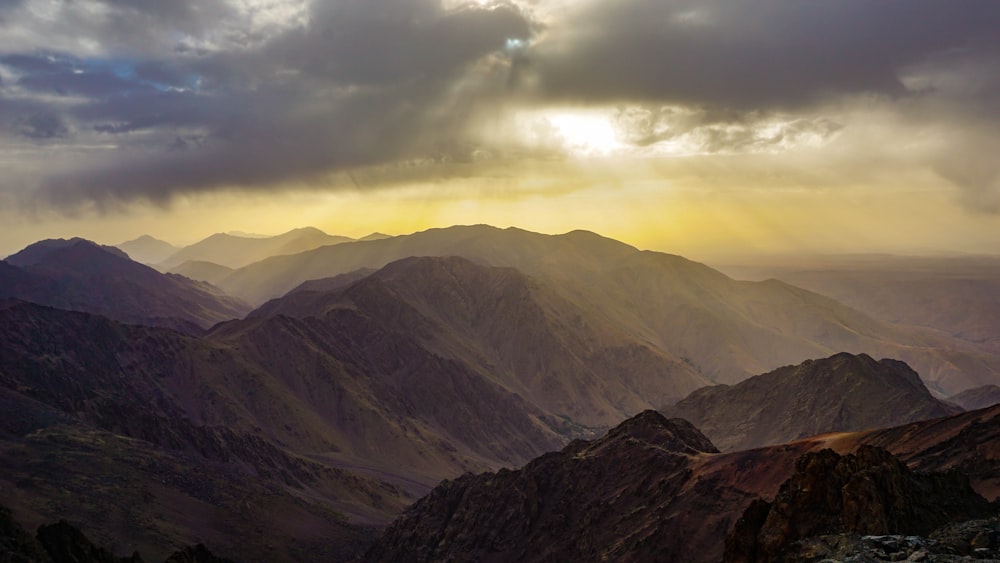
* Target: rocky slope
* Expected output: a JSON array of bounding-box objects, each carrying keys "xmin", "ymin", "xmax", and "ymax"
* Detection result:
[
  {"xmin": 724, "ymin": 446, "xmax": 995, "ymax": 562},
  {"xmin": 664, "ymin": 353, "xmax": 958, "ymax": 451},
  {"xmin": 0, "ymin": 238, "xmax": 250, "ymax": 332},
  {"xmin": 364, "ymin": 404, "xmax": 1000, "ymax": 563},
  {"xmin": 363, "ymin": 411, "xmax": 727, "ymax": 563},
  {"xmin": 251, "ymin": 255, "xmax": 710, "ymax": 425}
]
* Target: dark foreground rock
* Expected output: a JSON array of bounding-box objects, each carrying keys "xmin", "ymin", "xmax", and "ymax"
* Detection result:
[{"xmin": 724, "ymin": 446, "xmax": 996, "ymax": 562}]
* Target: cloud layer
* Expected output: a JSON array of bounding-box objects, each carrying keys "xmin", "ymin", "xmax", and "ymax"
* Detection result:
[{"xmin": 1, "ymin": 0, "xmax": 998, "ymax": 211}]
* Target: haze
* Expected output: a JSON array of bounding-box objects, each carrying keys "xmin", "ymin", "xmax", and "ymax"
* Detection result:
[{"xmin": 2, "ymin": 0, "xmax": 1000, "ymax": 259}]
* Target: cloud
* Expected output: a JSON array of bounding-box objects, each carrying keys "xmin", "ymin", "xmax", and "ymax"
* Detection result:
[
  {"xmin": 522, "ymin": 0, "xmax": 1000, "ymax": 109},
  {"xmin": 0, "ymin": 0, "xmax": 535, "ymax": 207},
  {"xmin": 1, "ymin": 0, "xmax": 999, "ymax": 213}
]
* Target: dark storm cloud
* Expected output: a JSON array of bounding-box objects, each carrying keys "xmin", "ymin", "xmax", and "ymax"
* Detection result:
[
  {"xmin": 2, "ymin": 0, "xmax": 1000, "ymax": 210},
  {"xmin": 1, "ymin": 0, "xmax": 534, "ymax": 206},
  {"xmin": 525, "ymin": 0, "xmax": 1000, "ymax": 109},
  {"xmin": 17, "ymin": 111, "xmax": 68, "ymax": 139}
]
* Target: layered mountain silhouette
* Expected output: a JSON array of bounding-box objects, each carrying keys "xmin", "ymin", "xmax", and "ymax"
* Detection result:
[
  {"xmin": 4, "ymin": 225, "xmax": 1000, "ymax": 561},
  {"xmin": 1, "ymin": 238, "xmax": 250, "ymax": 332},
  {"xmin": 720, "ymin": 255, "xmax": 1000, "ymax": 355},
  {"xmin": 117, "ymin": 235, "xmax": 179, "ymax": 265},
  {"xmin": 213, "ymin": 225, "xmax": 1000, "ymax": 395},
  {"xmin": 664, "ymin": 352, "xmax": 958, "ymax": 451},
  {"xmin": 155, "ymin": 227, "xmax": 352, "ymax": 270},
  {"xmin": 949, "ymin": 384, "xmax": 1000, "ymax": 411},
  {"xmin": 365, "ymin": 405, "xmax": 1000, "ymax": 563}
]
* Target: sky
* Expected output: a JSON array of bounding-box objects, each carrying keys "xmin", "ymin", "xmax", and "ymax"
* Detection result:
[{"xmin": 2, "ymin": 0, "xmax": 1000, "ymax": 259}]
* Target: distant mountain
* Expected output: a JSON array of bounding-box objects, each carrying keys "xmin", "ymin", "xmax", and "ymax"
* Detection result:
[
  {"xmin": 219, "ymin": 225, "xmax": 1000, "ymax": 394},
  {"xmin": 364, "ymin": 405, "xmax": 1000, "ymax": 563},
  {"xmin": 360, "ymin": 232, "xmax": 392, "ymax": 241},
  {"xmin": 252, "ymin": 256, "xmax": 710, "ymax": 426},
  {"xmin": 168, "ymin": 259, "xmax": 234, "ymax": 285},
  {"xmin": 664, "ymin": 353, "xmax": 958, "ymax": 451},
  {"xmin": 717, "ymin": 255, "xmax": 1000, "ymax": 354},
  {"xmin": 157, "ymin": 227, "xmax": 353, "ymax": 270},
  {"xmin": 948, "ymin": 384, "xmax": 1000, "ymax": 411},
  {"xmin": 116, "ymin": 234, "xmax": 179, "ymax": 264},
  {"xmin": 0, "ymin": 238, "xmax": 250, "ymax": 332}
]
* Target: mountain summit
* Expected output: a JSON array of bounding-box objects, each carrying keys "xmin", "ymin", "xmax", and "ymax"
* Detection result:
[{"xmin": 1, "ymin": 238, "xmax": 249, "ymax": 331}]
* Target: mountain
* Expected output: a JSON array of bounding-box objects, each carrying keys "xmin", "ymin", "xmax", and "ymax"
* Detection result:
[
  {"xmin": 0, "ymin": 238, "xmax": 250, "ymax": 332},
  {"xmin": 0, "ymin": 298, "xmax": 572, "ymax": 559},
  {"xmin": 251, "ymin": 256, "xmax": 710, "ymax": 425},
  {"xmin": 364, "ymin": 404, "xmax": 1000, "ymax": 563},
  {"xmin": 716, "ymin": 254, "xmax": 1000, "ymax": 354},
  {"xmin": 949, "ymin": 384, "xmax": 1000, "ymax": 411},
  {"xmin": 664, "ymin": 353, "xmax": 958, "ymax": 451},
  {"xmin": 360, "ymin": 233, "xmax": 392, "ymax": 241},
  {"xmin": 724, "ymin": 446, "xmax": 994, "ymax": 563},
  {"xmin": 167, "ymin": 260, "xmax": 234, "ymax": 286},
  {"xmin": 218, "ymin": 225, "xmax": 1000, "ymax": 395},
  {"xmin": 157, "ymin": 227, "xmax": 353, "ymax": 270},
  {"xmin": 116, "ymin": 235, "xmax": 179, "ymax": 265}
]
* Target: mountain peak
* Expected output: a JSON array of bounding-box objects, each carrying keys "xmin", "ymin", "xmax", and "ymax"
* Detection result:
[
  {"xmin": 601, "ymin": 410, "xmax": 719, "ymax": 454},
  {"xmin": 6, "ymin": 237, "xmax": 129, "ymax": 267},
  {"xmin": 665, "ymin": 352, "xmax": 957, "ymax": 451}
]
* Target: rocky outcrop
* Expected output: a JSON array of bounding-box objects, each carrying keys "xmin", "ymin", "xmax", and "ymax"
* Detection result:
[
  {"xmin": 363, "ymin": 411, "xmax": 724, "ymax": 563},
  {"xmin": 724, "ymin": 446, "xmax": 995, "ymax": 562}
]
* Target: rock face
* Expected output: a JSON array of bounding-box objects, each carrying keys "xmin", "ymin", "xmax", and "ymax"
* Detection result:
[
  {"xmin": 724, "ymin": 446, "xmax": 995, "ymax": 562},
  {"xmin": 665, "ymin": 353, "xmax": 959, "ymax": 451},
  {"xmin": 363, "ymin": 411, "xmax": 725, "ymax": 563}
]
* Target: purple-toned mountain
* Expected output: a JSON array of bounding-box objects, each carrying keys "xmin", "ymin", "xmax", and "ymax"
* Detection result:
[
  {"xmin": 948, "ymin": 384, "xmax": 1000, "ymax": 411},
  {"xmin": 217, "ymin": 225, "xmax": 1000, "ymax": 394},
  {"xmin": 116, "ymin": 234, "xmax": 178, "ymax": 264},
  {"xmin": 252, "ymin": 256, "xmax": 710, "ymax": 425},
  {"xmin": 664, "ymin": 352, "xmax": 958, "ymax": 451},
  {"xmin": 156, "ymin": 227, "xmax": 352, "ymax": 270},
  {"xmin": 1, "ymin": 238, "xmax": 249, "ymax": 332}
]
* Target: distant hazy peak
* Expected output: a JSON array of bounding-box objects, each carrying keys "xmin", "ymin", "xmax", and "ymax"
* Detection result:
[{"xmin": 6, "ymin": 237, "xmax": 129, "ymax": 267}]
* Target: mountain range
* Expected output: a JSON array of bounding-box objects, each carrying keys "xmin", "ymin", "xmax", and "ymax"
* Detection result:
[
  {"xmin": 206, "ymin": 225, "xmax": 1000, "ymax": 395},
  {"xmin": 154, "ymin": 227, "xmax": 353, "ymax": 271},
  {"xmin": 2, "ymin": 224, "xmax": 1000, "ymax": 560}
]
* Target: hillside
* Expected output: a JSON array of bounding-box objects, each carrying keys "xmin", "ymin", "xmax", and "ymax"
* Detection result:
[
  {"xmin": 949, "ymin": 384, "xmax": 1000, "ymax": 411},
  {"xmin": 252, "ymin": 256, "xmax": 710, "ymax": 425},
  {"xmin": 1, "ymin": 238, "xmax": 250, "ymax": 332},
  {"xmin": 664, "ymin": 353, "xmax": 958, "ymax": 451},
  {"xmin": 220, "ymin": 226, "xmax": 1000, "ymax": 394},
  {"xmin": 364, "ymin": 404, "xmax": 1000, "ymax": 563}
]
